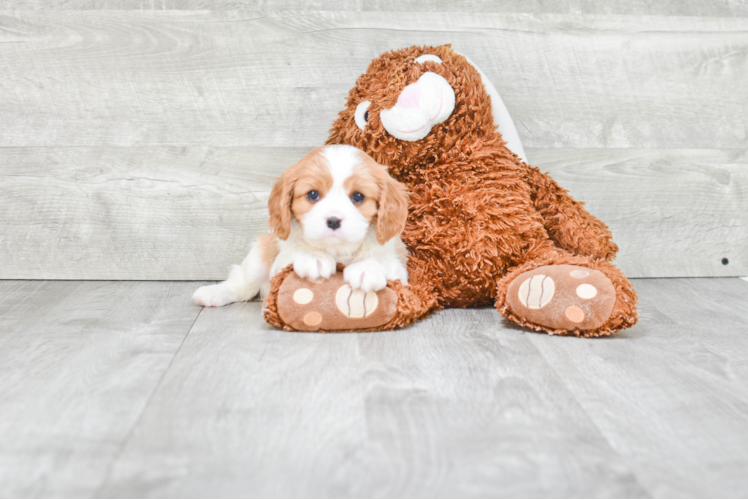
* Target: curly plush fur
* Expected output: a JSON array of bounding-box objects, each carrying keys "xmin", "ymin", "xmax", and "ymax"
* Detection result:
[{"xmin": 264, "ymin": 44, "xmax": 637, "ymax": 337}]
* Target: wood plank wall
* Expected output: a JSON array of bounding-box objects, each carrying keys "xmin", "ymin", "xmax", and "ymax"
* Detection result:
[{"xmin": 1, "ymin": 3, "xmax": 746, "ymax": 279}]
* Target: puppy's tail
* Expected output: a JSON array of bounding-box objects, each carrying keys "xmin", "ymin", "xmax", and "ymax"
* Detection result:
[{"xmin": 192, "ymin": 233, "xmax": 277, "ymax": 307}]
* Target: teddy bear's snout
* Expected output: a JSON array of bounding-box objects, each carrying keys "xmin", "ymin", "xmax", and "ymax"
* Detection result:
[
  {"xmin": 397, "ymin": 84, "xmax": 421, "ymax": 109},
  {"xmin": 380, "ymin": 71, "xmax": 455, "ymax": 142}
]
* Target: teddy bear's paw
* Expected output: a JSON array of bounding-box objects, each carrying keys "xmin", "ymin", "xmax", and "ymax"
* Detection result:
[
  {"xmin": 505, "ymin": 265, "xmax": 617, "ymax": 332},
  {"xmin": 274, "ymin": 271, "xmax": 398, "ymax": 332}
]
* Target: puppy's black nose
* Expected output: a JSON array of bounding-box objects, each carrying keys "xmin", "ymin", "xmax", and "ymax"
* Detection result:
[{"xmin": 326, "ymin": 217, "xmax": 342, "ymax": 230}]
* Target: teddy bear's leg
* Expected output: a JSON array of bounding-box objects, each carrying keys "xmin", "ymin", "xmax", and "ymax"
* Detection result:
[
  {"xmin": 495, "ymin": 246, "xmax": 637, "ymax": 337},
  {"xmin": 263, "ymin": 265, "xmax": 439, "ymax": 332},
  {"xmin": 521, "ymin": 164, "xmax": 619, "ymax": 261}
]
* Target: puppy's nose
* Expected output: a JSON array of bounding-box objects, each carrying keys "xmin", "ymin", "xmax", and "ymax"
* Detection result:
[{"xmin": 326, "ymin": 217, "xmax": 342, "ymax": 230}]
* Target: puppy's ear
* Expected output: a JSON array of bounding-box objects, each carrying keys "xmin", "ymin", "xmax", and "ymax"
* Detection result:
[
  {"xmin": 269, "ymin": 148, "xmax": 325, "ymax": 239},
  {"xmin": 375, "ymin": 166, "xmax": 409, "ymax": 245},
  {"xmin": 268, "ymin": 169, "xmax": 295, "ymax": 240}
]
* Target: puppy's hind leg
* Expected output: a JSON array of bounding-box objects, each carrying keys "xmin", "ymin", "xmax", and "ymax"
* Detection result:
[{"xmin": 193, "ymin": 234, "xmax": 278, "ymax": 307}]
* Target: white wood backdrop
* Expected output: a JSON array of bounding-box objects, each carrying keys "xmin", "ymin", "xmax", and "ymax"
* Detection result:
[{"xmin": 1, "ymin": 7, "xmax": 746, "ymax": 279}]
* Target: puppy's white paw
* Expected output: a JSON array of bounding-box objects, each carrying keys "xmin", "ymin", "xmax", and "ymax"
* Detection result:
[
  {"xmin": 344, "ymin": 260, "xmax": 388, "ymax": 292},
  {"xmin": 193, "ymin": 283, "xmax": 238, "ymax": 307},
  {"xmin": 293, "ymin": 252, "xmax": 337, "ymax": 280}
]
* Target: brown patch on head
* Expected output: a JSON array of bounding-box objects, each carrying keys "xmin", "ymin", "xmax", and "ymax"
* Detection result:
[
  {"xmin": 348, "ymin": 151, "xmax": 409, "ymax": 245},
  {"xmin": 325, "ymin": 44, "xmax": 497, "ymax": 178},
  {"xmin": 268, "ymin": 148, "xmax": 332, "ymax": 239},
  {"xmin": 290, "ymin": 159, "xmax": 333, "ymax": 229},
  {"xmin": 343, "ymin": 155, "xmax": 380, "ymax": 223}
]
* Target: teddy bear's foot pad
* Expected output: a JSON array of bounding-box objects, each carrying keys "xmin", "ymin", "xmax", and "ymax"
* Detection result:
[
  {"xmin": 506, "ymin": 265, "xmax": 616, "ymax": 331},
  {"xmin": 275, "ymin": 271, "xmax": 398, "ymax": 332}
]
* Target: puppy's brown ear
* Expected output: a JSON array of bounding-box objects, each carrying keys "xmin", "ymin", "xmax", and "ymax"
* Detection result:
[
  {"xmin": 376, "ymin": 166, "xmax": 409, "ymax": 245},
  {"xmin": 267, "ymin": 169, "xmax": 295, "ymax": 240},
  {"xmin": 269, "ymin": 148, "xmax": 325, "ymax": 239}
]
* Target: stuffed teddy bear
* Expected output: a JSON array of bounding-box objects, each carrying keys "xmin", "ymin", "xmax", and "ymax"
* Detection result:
[{"xmin": 264, "ymin": 44, "xmax": 638, "ymax": 337}]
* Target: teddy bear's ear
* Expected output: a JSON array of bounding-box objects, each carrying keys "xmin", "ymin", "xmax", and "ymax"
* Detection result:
[{"xmin": 375, "ymin": 167, "xmax": 409, "ymax": 245}]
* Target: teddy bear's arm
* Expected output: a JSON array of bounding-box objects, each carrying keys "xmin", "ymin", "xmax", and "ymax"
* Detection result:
[{"xmin": 523, "ymin": 164, "xmax": 618, "ymax": 261}]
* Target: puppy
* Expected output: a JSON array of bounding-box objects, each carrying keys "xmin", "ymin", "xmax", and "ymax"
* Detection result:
[{"xmin": 193, "ymin": 144, "xmax": 410, "ymax": 308}]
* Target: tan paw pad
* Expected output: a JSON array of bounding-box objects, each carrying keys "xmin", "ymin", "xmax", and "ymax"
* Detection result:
[
  {"xmin": 303, "ymin": 311, "xmax": 322, "ymax": 326},
  {"xmin": 576, "ymin": 284, "xmax": 597, "ymax": 299},
  {"xmin": 565, "ymin": 305, "xmax": 585, "ymax": 323},
  {"xmin": 275, "ymin": 271, "xmax": 398, "ymax": 332},
  {"xmin": 293, "ymin": 288, "xmax": 314, "ymax": 304},
  {"xmin": 506, "ymin": 264, "xmax": 616, "ymax": 331}
]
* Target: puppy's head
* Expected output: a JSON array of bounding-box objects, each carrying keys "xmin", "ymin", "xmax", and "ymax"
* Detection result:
[{"xmin": 268, "ymin": 145, "xmax": 409, "ymax": 246}]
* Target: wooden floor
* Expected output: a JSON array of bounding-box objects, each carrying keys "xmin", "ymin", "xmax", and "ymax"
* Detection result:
[{"xmin": 0, "ymin": 278, "xmax": 746, "ymax": 498}]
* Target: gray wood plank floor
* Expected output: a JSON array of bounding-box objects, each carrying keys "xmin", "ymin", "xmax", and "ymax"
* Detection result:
[{"xmin": 1, "ymin": 278, "xmax": 747, "ymax": 498}]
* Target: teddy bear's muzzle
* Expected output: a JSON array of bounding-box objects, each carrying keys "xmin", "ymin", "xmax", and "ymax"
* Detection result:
[{"xmin": 380, "ymin": 71, "xmax": 455, "ymax": 142}]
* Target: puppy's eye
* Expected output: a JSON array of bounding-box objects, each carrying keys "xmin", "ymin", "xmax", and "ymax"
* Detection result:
[
  {"xmin": 351, "ymin": 192, "xmax": 365, "ymax": 204},
  {"xmin": 354, "ymin": 101, "xmax": 371, "ymax": 130},
  {"xmin": 307, "ymin": 190, "xmax": 320, "ymax": 202}
]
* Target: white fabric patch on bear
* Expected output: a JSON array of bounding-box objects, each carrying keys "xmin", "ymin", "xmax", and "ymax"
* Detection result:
[{"xmin": 414, "ymin": 54, "xmax": 442, "ymax": 65}]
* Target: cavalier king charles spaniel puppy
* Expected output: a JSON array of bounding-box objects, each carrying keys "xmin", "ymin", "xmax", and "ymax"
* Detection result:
[{"xmin": 193, "ymin": 145, "xmax": 409, "ymax": 307}]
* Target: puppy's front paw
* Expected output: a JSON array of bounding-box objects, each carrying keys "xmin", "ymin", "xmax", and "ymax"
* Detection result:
[
  {"xmin": 293, "ymin": 252, "xmax": 336, "ymax": 280},
  {"xmin": 193, "ymin": 283, "xmax": 238, "ymax": 307},
  {"xmin": 344, "ymin": 260, "xmax": 388, "ymax": 292}
]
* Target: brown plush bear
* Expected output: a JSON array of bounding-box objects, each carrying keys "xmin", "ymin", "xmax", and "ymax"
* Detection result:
[{"xmin": 264, "ymin": 44, "xmax": 638, "ymax": 337}]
